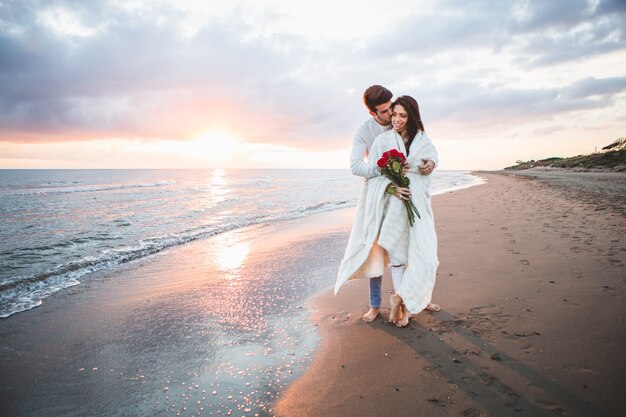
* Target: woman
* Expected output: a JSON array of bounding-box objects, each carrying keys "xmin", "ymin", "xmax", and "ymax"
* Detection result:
[{"xmin": 335, "ymin": 95, "xmax": 440, "ymax": 327}]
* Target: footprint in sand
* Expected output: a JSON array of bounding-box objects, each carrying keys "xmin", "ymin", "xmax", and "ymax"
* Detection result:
[
  {"xmin": 519, "ymin": 259, "xmax": 530, "ymax": 265},
  {"xmin": 562, "ymin": 297, "xmax": 581, "ymax": 307},
  {"xmin": 570, "ymin": 267, "xmax": 584, "ymax": 279},
  {"xmin": 502, "ymin": 330, "xmax": 540, "ymax": 339},
  {"xmin": 536, "ymin": 399, "xmax": 566, "ymax": 415},
  {"xmin": 460, "ymin": 407, "xmax": 481, "ymax": 417},
  {"xmin": 562, "ymin": 363, "xmax": 601, "ymax": 375},
  {"xmin": 478, "ymin": 374, "xmax": 521, "ymax": 407},
  {"xmin": 454, "ymin": 306, "xmax": 511, "ymax": 337}
]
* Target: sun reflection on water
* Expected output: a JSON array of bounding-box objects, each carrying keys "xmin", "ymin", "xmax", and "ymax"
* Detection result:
[
  {"xmin": 208, "ymin": 168, "xmax": 229, "ymax": 203},
  {"xmin": 217, "ymin": 242, "xmax": 251, "ymax": 271}
]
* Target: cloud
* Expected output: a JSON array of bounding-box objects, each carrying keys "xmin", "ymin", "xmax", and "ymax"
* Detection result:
[
  {"xmin": 365, "ymin": 0, "xmax": 625, "ymax": 67},
  {"xmin": 0, "ymin": 0, "xmax": 624, "ymax": 155},
  {"xmin": 595, "ymin": 0, "xmax": 626, "ymax": 15},
  {"xmin": 1, "ymin": 2, "xmax": 313, "ymax": 136},
  {"xmin": 563, "ymin": 76, "xmax": 626, "ymax": 99},
  {"xmin": 349, "ymin": 0, "xmax": 626, "ymax": 133}
]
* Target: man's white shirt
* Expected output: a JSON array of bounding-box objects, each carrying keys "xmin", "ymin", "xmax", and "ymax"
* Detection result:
[{"xmin": 350, "ymin": 118, "xmax": 392, "ymax": 178}]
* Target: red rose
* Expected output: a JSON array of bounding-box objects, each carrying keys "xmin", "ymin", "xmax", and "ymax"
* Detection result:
[
  {"xmin": 387, "ymin": 149, "xmax": 406, "ymax": 163},
  {"xmin": 377, "ymin": 155, "xmax": 388, "ymax": 167}
]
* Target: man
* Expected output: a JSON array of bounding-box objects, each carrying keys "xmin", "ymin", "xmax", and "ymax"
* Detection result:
[{"xmin": 350, "ymin": 85, "xmax": 437, "ymax": 322}]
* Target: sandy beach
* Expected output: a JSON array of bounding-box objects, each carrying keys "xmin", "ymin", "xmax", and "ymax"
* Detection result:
[
  {"xmin": 276, "ymin": 171, "xmax": 625, "ymax": 417},
  {"xmin": 1, "ymin": 170, "xmax": 624, "ymax": 417}
]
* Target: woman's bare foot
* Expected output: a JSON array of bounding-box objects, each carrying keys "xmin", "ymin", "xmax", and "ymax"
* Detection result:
[
  {"xmin": 389, "ymin": 294, "xmax": 402, "ymax": 323},
  {"xmin": 396, "ymin": 303, "xmax": 410, "ymax": 327},
  {"xmin": 362, "ymin": 308, "xmax": 380, "ymax": 322},
  {"xmin": 426, "ymin": 303, "xmax": 441, "ymax": 312}
]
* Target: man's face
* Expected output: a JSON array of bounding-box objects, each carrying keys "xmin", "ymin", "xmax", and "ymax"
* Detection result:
[{"xmin": 370, "ymin": 101, "xmax": 392, "ymax": 125}]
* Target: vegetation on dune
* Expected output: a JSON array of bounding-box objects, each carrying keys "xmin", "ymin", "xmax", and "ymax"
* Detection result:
[{"xmin": 505, "ymin": 137, "xmax": 626, "ymax": 171}]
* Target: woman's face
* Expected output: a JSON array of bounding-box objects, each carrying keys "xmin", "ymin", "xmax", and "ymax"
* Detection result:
[{"xmin": 392, "ymin": 104, "xmax": 408, "ymax": 135}]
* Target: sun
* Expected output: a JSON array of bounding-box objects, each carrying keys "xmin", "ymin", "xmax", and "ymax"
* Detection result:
[
  {"xmin": 193, "ymin": 129, "xmax": 241, "ymax": 154},
  {"xmin": 184, "ymin": 129, "xmax": 243, "ymax": 167}
]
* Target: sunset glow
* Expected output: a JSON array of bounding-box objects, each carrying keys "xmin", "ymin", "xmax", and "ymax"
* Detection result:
[{"xmin": 1, "ymin": 0, "xmax": 624, "ymax": 170}]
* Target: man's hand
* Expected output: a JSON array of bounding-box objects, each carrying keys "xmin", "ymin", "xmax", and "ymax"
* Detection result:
[{"xmin": 419, "ymin": 159, "xmax": 435, "ymax": 176}]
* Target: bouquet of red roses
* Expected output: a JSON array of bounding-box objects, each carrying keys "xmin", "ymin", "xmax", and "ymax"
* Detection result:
[{"xmin": 377, "ymin": 149, "xmax": 421, "ymax": 226}]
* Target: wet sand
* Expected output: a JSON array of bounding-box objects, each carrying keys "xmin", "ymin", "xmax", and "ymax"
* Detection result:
[
  {"xmin": 0, "ymin": 209, "xmax": 356, "ymax": 417},
  {"xmin": 276, "ymin": 171, "xmax": 625, "ymax": 417}
]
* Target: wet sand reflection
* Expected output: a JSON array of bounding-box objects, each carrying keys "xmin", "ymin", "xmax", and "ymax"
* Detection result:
[{"xmin": 0, "ymin": 210, "xmax": 350, "ymax": 416}]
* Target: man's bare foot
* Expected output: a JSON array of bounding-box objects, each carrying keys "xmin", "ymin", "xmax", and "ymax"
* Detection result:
[
  {"xmin": 396, "ymin": 303, "xmax": 410, "ymax": 327},
  {"xmin": 362, "ymin": 308, "xmax": 380, "ymax": 322},
  {"xmin": 426, "ymin": 303, "xmax": 441, "ymax": 312},
  {"xmin": 389, "ymin": 294, "xmax": 402, "ymax": 323}
]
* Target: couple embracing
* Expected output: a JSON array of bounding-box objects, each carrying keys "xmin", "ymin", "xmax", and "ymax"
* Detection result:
[{"xmin": 334, "ymin": 85, "xmax": 440, "ymax": 327}]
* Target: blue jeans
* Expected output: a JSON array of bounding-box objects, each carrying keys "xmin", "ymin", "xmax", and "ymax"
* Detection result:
[{"xmin": 369, "ymin": 276, "xmax": 382, "ymax": 308}]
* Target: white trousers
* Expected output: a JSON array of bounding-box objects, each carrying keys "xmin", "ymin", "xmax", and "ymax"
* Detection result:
[{"xmin": 388, "ymin": 253, "xmax": 405, "ymax": 294}]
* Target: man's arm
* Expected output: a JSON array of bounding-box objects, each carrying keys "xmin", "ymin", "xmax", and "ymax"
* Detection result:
[
  {"xmin": 428, "ymin": 144, "xmax": 439, "ymax": 168},
  {"xmin": 350, "ymin": 133, "xmax": 380, "ymax": 178},
  {"xmin": 418, "ymin": 134, "xmax": 439, "ymax": 175}
]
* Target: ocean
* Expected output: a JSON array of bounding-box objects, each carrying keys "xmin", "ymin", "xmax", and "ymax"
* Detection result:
[{"xmin": 0, "ymin": 169, "xmax": 484, "ymax": 319}]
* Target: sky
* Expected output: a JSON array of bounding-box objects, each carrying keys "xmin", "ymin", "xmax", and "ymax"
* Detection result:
[{"xmin": 0, "ymin": 0, "xmax": 625, "ymax": 170}]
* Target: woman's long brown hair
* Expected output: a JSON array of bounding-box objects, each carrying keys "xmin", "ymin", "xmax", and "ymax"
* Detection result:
[{"xmin": 392, "ymin": 95, "xmax": 424, "ymax": 155}]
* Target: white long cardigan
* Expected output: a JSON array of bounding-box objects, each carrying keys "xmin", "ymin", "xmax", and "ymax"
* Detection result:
[{"xmin": 335, "ymin": 129, "xmax": 439, "ymax": 314}]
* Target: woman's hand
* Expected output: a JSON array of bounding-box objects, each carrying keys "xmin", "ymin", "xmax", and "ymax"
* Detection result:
[
  {"xmin": 402, "ymin": 163, "xmax": 410, "ymax": 176},
  {"xmin": 386, "ymin": 184, "xmax": 410, "ymax": 200},
  {"xmin": 394, "ymin": 186, "xmax": 411, "ymax": 200},
  {"xmin": 419, "ymin": 159, "xmax": 435, "ymax": 175}
]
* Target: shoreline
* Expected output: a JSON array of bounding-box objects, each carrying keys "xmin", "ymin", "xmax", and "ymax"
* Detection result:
[{"xmin": 276, "ymin": 171, "xmax": 625, "ymax": 417}]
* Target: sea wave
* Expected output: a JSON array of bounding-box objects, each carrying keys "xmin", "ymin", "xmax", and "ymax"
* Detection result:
[
  {"xmin": 0, "ymin": 199, "xmax": 351, "ymax": 318},
  {"xmin": 6, "ymin": 180, "xmax": 176, "ymax": 196},
  {"xmin": 432, "ymin": 172, "xmax": 487, "ymax": 195}
]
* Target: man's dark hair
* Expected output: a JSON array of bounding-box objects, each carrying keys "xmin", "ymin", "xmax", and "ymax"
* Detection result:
[{"xmin": 363, "ymin": 85, "xmax": 393, "ymax": 113}]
